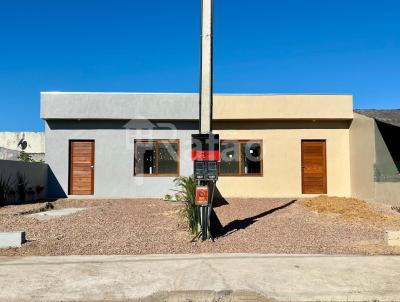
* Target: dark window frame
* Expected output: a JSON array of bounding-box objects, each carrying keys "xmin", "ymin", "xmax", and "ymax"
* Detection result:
[
  {"xmin": 219, "ymin": 139, "xmax": 263, "ymax": 177},
  {"xmin": 134, "ymin": 139, "xmax": 180, "ymax": 177}
]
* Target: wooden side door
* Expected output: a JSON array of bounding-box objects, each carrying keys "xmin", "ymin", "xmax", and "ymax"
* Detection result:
[
  {"xmin": 69, "ymin": 140, "xmax": 95, "ymax": 195},
  {"xmin": 301, "ymin": 140, "xmax": 327, "ymax": 194}
]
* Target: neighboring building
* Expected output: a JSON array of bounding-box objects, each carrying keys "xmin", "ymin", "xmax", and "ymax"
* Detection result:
[
  {"xmin": 350, "ymin": 110, "xmax": 400, "ymax": 205},
  {"xmin": 40, "ymin": 92, "xmax": 400, "ymax": 204},
  {"xmin": 0, "ymin": 132, "xmax": 45, "ymax": 161}
]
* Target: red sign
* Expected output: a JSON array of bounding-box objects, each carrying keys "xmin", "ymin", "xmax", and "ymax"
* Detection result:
[
  {"xmin": 195, "ymin": 186, "xmax": 209, "ymax": 206},
  {"xmin": 191, "ymin": 134, "xmax": 220, "ymax": 161},
  {"xmin": 191, "ymin": 150, "xmax": 220, "ymax": 161}
]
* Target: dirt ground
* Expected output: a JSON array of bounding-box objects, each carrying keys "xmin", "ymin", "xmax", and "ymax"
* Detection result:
[{"xmin": 1, "ymin": 197, "xmax": 400, "ymax": 256}]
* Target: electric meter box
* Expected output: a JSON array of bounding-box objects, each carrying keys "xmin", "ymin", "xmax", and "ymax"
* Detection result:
[
  {"xmin": 195, "ymin": 186, "xmax": 209, "ymax": 206},
  {"xmin": 192, "ymin": 134, "xmax": 220, "ymax": 180},
  {"xmin": 194, "ymin": 160, "xmax": 218, "ymax": 180}
]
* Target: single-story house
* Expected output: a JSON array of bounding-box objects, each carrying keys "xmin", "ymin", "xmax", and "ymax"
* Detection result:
[{"xmin": 40, "ymin": 92, "xmax": 400, "ymax": 204}]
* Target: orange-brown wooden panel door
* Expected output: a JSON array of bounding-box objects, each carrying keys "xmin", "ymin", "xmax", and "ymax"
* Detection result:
[
  {"xmin": 69, "ymin": 140, "xmax": 95, "ymax": 195},
  {"xmin": 301, "ymin": 140, "xmax": 327, "ymax": 194}
]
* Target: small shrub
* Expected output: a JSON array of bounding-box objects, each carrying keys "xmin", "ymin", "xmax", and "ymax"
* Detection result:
[
  {"xmin": 17, "ymin": 151, "xmax": 44, "ymax": 163},
  {"xmin": 16, "ymin": 173, "xmax": 28, "ymax": 203},
  {"xmin": 173, "ymin": 175, "xmax": 199, "ymax": 235},
  {"xmin": 18, "ymin": 151, "xmax": 34, "ymax": 163},
  {"xmin": 164, "ymin": 194, "xmax": 173, "ymax": 201},
  {"xmin": 0, "ymin": 176, "xmax": 12, "ymax": 206}
]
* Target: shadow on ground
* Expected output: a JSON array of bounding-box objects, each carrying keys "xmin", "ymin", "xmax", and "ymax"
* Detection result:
[
  {"xmin": 211, "ymin": 200, "xmax": 296, "ymax": 238},
  {"xmin": 213, "ymin": 187, "xmax": 230, "ymax": 208}
]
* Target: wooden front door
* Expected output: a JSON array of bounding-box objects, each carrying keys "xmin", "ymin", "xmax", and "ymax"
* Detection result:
[
  {"xmin": 301, "ymin": 140, "xmax": 327, "ymax": 194},
  {"xmin": 69, "ymin": 140, "xmax": 95, "ymax": 195}
]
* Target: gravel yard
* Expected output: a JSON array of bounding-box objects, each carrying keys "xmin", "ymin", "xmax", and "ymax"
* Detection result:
[{"xmin": 1, "ymin": 197, "xmax": 400, "ymax": 256}]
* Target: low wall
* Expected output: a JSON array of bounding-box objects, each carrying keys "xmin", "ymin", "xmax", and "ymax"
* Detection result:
[
  {"xmin": 0, "ymin": 147, "xmax": 45, "ymax": 162},
  {"xmin": 0, "ymin": 160, "xmax": 48, "ymax": 204}
]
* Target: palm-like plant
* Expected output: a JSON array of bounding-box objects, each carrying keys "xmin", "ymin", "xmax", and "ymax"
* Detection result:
[{"xmin": 173, "ymin": 175, "xmax": 199, "ymax": 234}]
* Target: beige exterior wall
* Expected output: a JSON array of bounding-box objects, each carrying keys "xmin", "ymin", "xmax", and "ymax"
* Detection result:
[
  {"xmin": 349, "ymin": 113, "xmax": 376, "ymax": 201},
  {"xmin": 215, "ymin": 121, "xmax": 351, "ymax": 198},
  {"xmin": 214, "ymin": 94, "xmax": 353, "ymax": 120}
]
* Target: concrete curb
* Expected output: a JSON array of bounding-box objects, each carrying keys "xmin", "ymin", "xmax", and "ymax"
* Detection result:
[{"xmin": 0, "ymin": 231, "xmax": 26, "ymax": 249}]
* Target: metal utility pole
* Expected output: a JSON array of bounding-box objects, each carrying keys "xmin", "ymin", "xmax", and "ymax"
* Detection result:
[{"xmin": 199, "ymin": 0, "xmax": 213, "ymax": 134}]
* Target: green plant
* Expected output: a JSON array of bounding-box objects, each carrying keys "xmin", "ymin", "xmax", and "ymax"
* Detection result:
[
  {"xmin": 175, "ymin": 192, "xmax": 184, "ymax": 202},
  {"xmin": 173, "ymin": 175, "xmax": 199, "ymax": 234},
  {"xmin": 16, "ymin": 173, "xmax": 28, "ymax": 203},
  {"xmin": 164, "ymin": 194, "xmax": 173, "ymax": 201},
  {"xmin": 0, "ymin": 176, "xmax": 12, "ymax": 206},
  {"xmin": 18, "ymin": 151, "xmax": 45, "ymax": 164},
  {"xmin": 18, "ymin": 151, "xmax": 35, "ymax": 163}
]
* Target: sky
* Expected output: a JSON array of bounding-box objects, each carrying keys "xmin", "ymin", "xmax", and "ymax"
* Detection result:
[{"xmin": 0, "ymin": 0, "xmax": 399, "ymax": 131}]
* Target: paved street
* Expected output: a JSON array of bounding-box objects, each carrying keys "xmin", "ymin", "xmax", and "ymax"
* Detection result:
[{"xmin": 0, "ymin": 254, "xmax": 399, "ymax": 301}]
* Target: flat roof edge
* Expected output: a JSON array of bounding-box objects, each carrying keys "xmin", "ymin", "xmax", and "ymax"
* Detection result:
[
  {"xmin": 214, "ymin": 117, "xmax": 353, "ymax": 121},
  {"xmin": 40, "ymin": 92, "xmax": 198, "ymax": 95},
  {"xmin": 41, "ymin": 117, "xmax": 353, "ymax": 121},
  {"xmin": 40, "ymin": 91, "xmax": 353, "ymax": 96}
]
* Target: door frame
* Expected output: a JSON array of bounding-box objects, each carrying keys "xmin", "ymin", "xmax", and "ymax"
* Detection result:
[
  {"xmin": 301, "ymin": 139, "xmax": 327, "ymax": 194},
  {"xmin": 68, "ymin": 140, "xmax": 95, "ymax": 195}
]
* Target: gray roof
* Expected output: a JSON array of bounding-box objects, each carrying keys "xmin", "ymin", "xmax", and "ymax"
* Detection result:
[{"xmin": 355, "ymin": 109, "xmax": 400, "ymax": 127}]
